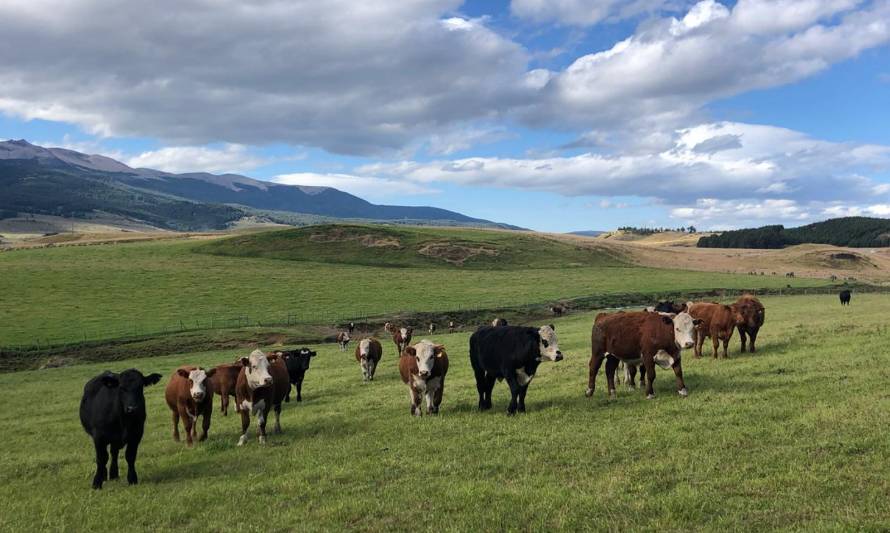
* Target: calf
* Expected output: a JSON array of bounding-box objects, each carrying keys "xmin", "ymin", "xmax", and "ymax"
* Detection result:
[
  {"xmin": 688, "ymin": 302, "xmax": 740, "ymax": 359},
  {"xmin": 164, "ymin": 366, "xmax": 216, "ymax": 446},
  {"xmin": 588, "ymin": 311, "xmax": 699, "ymax": 400},
  {"xmin": 428, "ymin": 322, "xmax": 436, "ymax": 334},
  {"xmin": 392, "ymin": 326, "xmax": 413, "ymax": 354},
  {"xmin": 491, "ymin": 318, "xmax": 508, "ymax": 327},
  {"xmin": 469, "ymin": 325, "xmax": 564, "ymax": 415},
  {"xmin": 734, "ymin": 294, "xmax": 765, "ymax": 353},
  {"xmin": 355, "ymin": 338, "xmax": 383, "ymax": 382},
  {"xmin": 839, "ymin": 290, "xmax": 852, "ymax": 306},
  {"xmin": 79, "ymin": 369, "xmax": 162, "ymax": 489},
  {"xmin": 209, "ymin": 363, "xmax": 242, "ymax": 416},
  {"xmin": 275, "ymin": 348, "xmax": 317, "ymax": 402},
  {"xmin": 337, "ymin": 331, "xmax": 351, "ymax": 351},
  {"xmin": 399, "ymin": 340, "xmax": 449, "ymax": 416},
  {"xmin": 234, "ymin": 350, "xmax": 289, "ymax": 446},
  {"xmin": 448, "ymin": 320, "xmax": 455, "ymax": 333}
]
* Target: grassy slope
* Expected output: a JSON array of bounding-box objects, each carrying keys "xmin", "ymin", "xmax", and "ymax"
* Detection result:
[
  {"xmin": 1, "ymin": 294, "xmax": 887, "ymax": 531},
  {"xmin": 0, "ymin": 232, "xmax": 827, "ymax": 346}
]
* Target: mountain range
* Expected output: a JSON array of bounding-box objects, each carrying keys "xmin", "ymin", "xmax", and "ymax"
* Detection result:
[{"xmin": 0, "ymin": 140, "xmax": 514, "ymax": 231}]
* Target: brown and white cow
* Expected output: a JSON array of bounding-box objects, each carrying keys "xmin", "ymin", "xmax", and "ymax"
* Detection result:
[
  {"xmin": 234, "ymin": 350, "xmax": 288, "ymax": 446},
  {"xmin": 392, "ymin": 326, "xmax": 413, "ymax": 354},
  {"xmin": 734, "ymin": 294, "xmax": 765, "ymax": 353},
  {"xmin": 448, "ymin": 320, "xmax": 455, "ymax": 333},
  {"xmin": 428, "ymin": 323, "xmax": 436, "ymax": 335},
  {"xmin": 336, "ymin": 331, "xmax": 351, "ymax": 351},
  {"xmin": 354, "ymin": 338, "xmax": 383, "ymax": 382},
  {"xmin": 399, "ymin": 340, "xmax": 449, "ymax": 416},
  {"xmin": 164, "ymin": 366, "xmax": 216, "ymax": 446},
  {"xmin": 688, "ymin": 302, "xmax": 741, "ymax": 359},
  {"xmin": 588, "ymin": 310, "xmax": 700, "ymax": 400},
  {"xmin": 209, "ymin": 363, "xmax": 241, "ymax": 416}
]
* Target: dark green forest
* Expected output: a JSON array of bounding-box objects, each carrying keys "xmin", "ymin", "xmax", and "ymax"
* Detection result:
[{"xmin": 698, "ymin": 217, "xmax": 890, "ymax": 248}]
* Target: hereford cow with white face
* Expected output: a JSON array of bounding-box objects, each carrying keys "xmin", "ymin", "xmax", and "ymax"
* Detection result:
[
  {"xmin": 392, "ymin": 326, "xmax": 413, "ymax": 354},
  {"xmin": 337, "ymin": 331, "xmax": 351, "ymax": 351},
  {"xmin": 354, "ymin": 338, "xmax": 383, "ymax": 382},
  {"xmin": 234, "ymin": 350, "xmax": 277, "ymax": 446},
  {"xmin": 399, "ymin": 340, "xmax": 449, "ymax": 416},
  {"xmin": 164, "ymin": 366, "xmax": 216, "ymax": 446}
]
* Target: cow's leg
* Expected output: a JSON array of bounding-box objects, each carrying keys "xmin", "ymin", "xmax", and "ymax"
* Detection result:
[
  {"xmin": 517, "ymin": 384, "xmax": 528, "ymax": 413},
  {"xmin": 738, "ymin": 327, "xmax": 748, "ymax": 353},
  {"xmin": 91, "ymin": 438, "xmax": 108, "ymax": 489},
  {"xmin": 124, "ymin": 439, "xmax": 140, "ymax": 485},
  {"xmin": 643, "ymin": 356, "xmax": 657, "ymax": 399},
  {"xmin": 257, "ymin": 406, "xmax": 268, "ymax": 444},
  {"xmin": 296, "ymin": 376, "xmax": 304, "ymax": 401},
  {"xmin": 273, "ymin": 403, "xmax": 282, "ymax": 434},
  {"xmin": 638, "ymin": 365, "xmax": 647, "ymax": 391},
  {"xmin": 749, "ymin": 328, "xmax": 759, "ymax": 353},
  {"xmin": 711, "ymin": 331, "xmax": 720, "ymax": 359},
  {"xmin": 625, "ymin": 363, "xmax": 636, "ymax": 390},
  {"xmin": 722, "ymin": 336, "xmax": 730, "ymax": 359},
  {"xmin": 199, "ymin": 402, "xmax": 212, "ymax": 442},
  {"xmin": 673, "ymin": 361, "xmax": 688, "ymax": 397},
  {"xmin": 586, "ymin": 351, "xmax": 605, "ymax": 397},
  {"xmin": 409, "ymin": 386, "xmax": 421, "ymax": 416},
  {"xmin": 171, "ymin": 409, "xmax": 181, "ymax": 442},
  {"xmin": 368, "ymin": 361, "xmax": 376, "ymax": 381},
  {"xmin": 473, "ymin": 366, "xmax": 491, "ymax": 410},
  {"xmin": 484, "ymin": 374, "xmax": 496, "ymax": 410},
  {"xmin": 504, "ymin": 372, "xmax": 521, "ymax": 415},
  {"xmin": 605, "ymin": 356, "xmax": 619, "ymax": 399},
  {"xmin": 221, "ymin": 392, "xmax": 229, "ymax": 416},
  {"xmin": 285, "ymin": 383, "xmax": 291, "ymax": 403},
  {"xmin": 109, "ymin": 442, "xmax": 120, "ymax": 480},
  {"xmin": 180, "ymin": 406, "xmax": 194, "ymax": 447},
  {"xmin": 237, "ymin": 409, "xmax": 251, "ymax": 446},
  {"xmin": 694, "ymin": 330, "xmax": 704, "ymax": 358},
  {"xmin": 433, "ymin": 380, "xmax": 445, "ymax": 414}
]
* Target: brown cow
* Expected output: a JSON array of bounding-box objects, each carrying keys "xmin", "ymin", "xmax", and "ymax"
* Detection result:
[
  {"xmin": 688, "ymin": 302, "xmax": 742, "ymax": 359},
  {"xmin": 588, "ymin": 310, "xmax": 699, "ymax": 400},
  {"xmin": 164, "ymin": 366, "xmax": 216, "ymax": 446},
  {"xmin": 392, "ymin": 326, "xmax": 413, "ymax": 354},
  {"xmin": 399, "ymin": 340, "xmax": 449, "ymax": 416},
  {"xmin": 209, "ymin": 363, "xmax": 241, "ymax": 416},
  {"xmin": 734, "ymin": 294, "xmax": 765, "ymax": 353},
  {"xmin": 234, "ymin": 350, "xmax": 289, "ymax": 446},
  {"xmin": 336, "ymin": 331, "xmax": 351, "ymax": 351},
  {"xmin": 355, "ymin": 337, "xmax": 383, "ymax": 382}
]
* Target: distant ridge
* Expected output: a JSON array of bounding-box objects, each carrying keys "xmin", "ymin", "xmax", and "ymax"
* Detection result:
[
  {"xmin": 0, "ymin": 140, "xmax": 518, "ymax": 231},
  {"xmin": 567, "ymin": 230, "xmax": 606, "ymax": 237},
  {"xmin": 698, "ymin": 217, "xmax": 890, "ymax": 249}
]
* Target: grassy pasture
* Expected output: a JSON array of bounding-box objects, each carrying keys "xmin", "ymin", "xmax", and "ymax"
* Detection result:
[
  {"xmin": 0, "ymin": 227, "xmax": 828, "ymax": 347},
  {"xmin": 1, "ymin": 294, "xmax": 888, "ymax": 531}
]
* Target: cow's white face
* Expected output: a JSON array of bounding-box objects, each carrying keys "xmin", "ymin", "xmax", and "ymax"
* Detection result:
[
  {"xmin": 358, "ymin": 339, "xmax": 371, "ymax": 359},
  {"xmin": 241, "ymin": 350, "xmax": 273, "ymax": 390},
  {"xmin": 399, "ymin": 327, "xmax": 408, "ymax": 339},
  {"xmin": 671, "ymin": 312, "xmax": 699, "ymax": 349},
  {"xmin": 537, "ymin": 326, "xmax": 563, "ymax": 362},
  {"xmin": 188, "ymin": 369, "xmax": 209, "ymax": 401},
  {"xmin": 413, "ymin": 340, "xmax": 441, "ymax": 378}
]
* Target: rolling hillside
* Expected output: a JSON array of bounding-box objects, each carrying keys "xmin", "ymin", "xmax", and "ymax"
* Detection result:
[{"xmin": 698, "ymin": 217, "xmax": 890, "ymax": 249}]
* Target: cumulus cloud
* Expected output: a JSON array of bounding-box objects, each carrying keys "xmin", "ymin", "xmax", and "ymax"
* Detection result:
[
  {"xmin": 360, "ymin": 122, "xmax": 890, "ymax": 204},
  {"xmin": 273, "ymin": 172, "xmax": 438, "ymax": 200},
  {"xmin": 126, "ymin": 145, "xmax": 266, "ymax": 174},
  {"xmin": 510, "ymin": 0, "xmax": 679, "ymax": 26}
]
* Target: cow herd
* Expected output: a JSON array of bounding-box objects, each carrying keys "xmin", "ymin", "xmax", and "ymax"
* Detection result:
[{"xmin": 79, "ymin": 294, "xmax": 769, "ymax": 490}]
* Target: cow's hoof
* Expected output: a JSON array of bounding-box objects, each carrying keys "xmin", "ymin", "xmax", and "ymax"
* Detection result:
[
  {"xmin": 297, "ymin": 397, "xmax": 302, "ymax": 402},
  {"xmin": 678, "ymin": 388, "xmax": 689, "ymax": 397},
  {"xmin": 127, "ymin": 473, "xmax": 138, "ymax": 485},
  {"xmin": 608, "ymin": 389, "xmax": 616, "ymax": 400},
  {"xmin": 258, "ymin": 436, "xmax": 267, "ymax": 445},
  {"xmin": 237, "ymin": 435, "xmax": 247, "ymax": 447},
  {"xmin": 585, "ymin": 388, "xmax": 594, "ymax": 397},
  {"xmin": 646, "ymin": 394, "xmax": 655, "ymax": 400},
  {"xmin": 109, "ymin": 470, "xmax": 119, "ymax": 480}
]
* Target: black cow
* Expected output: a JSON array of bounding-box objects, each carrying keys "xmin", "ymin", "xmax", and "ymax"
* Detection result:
[
  {"xmin": 469, "ymin": 325, "xmax": 564, "ymax": 415},
  {"xmin": 651, "ymin": 300, "xmax": 687, "ymax": 314},
  {"xmin": 839, "ymin": 290, "xmax": 852, "ymax": 306},
  {"xmin": 277, "ymin": 348, "xmax": 317, "ymax": 402},
  {"xmin": 79, "ymin": 369, "xmax": 162, "ymax": 489}
]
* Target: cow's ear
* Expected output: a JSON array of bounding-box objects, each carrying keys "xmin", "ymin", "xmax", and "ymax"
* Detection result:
[
  {"xmin": 661, "ymin": 315, "xmax": 673, "ymax": 325},
  {"xmin": 101, "ymin": 374, "xmax": 119, "ymax": 388},
  {"xmin": 403, "ymin": 347, "xmax": 416, "ymax": 357},
  {"xmin": 310, "ymin": 351, "xmax": 317, "ymax": 357},
  {"xmin": 435, "ymin": 345, "xmax": 446, "ymax": 358},
  {"xmin": 177, "ymin": 369, "xmax": 190, "ymax": 378},
  {"xmin": 549, "ymin": 324, "xmax": 555, "ymax": 331},
  {"xmin": 693, "ymin": 318, "xmax": 704, "ymax": 326},
  {"xmin": 240, "ymin": 357, "xmax": 250, "ymax": 367},
  {"xmin": 205, "ymin": 368, "xmax": 217, "ymax": 378},
  {"xmin": 143, "ymin": 373, "xmax": 162, "ymax": 386},
  {"xmin": 267, "ymin": 353, "xmax": 280, "ymax": 362}
]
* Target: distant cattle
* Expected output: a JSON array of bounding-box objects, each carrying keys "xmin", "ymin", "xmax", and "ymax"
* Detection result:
[
  {"xmin": 649, "ymin": 300, "xmax": 687, "ymax": 314},
  {"xmin": 79, "ymin": 369, "xmax": 162, "ymax": 489},
  {"xmin": 830, "ymin": 274, "xmax": 838, "ymax": 281},
  {"xmin": 399, "ymin": 340, "xmax": 449, "ymax": 416},
  {"xmin": 448, "ymin": 320, "xmax": 455, "ymax": 333},
  {"xmin": 588, "ymin": 311, "xmax": 698, "ymax": 400},
  {"xmin": 165, "ymin": 366, "xmax": 216, "ymax": 446},
  {"xmin": 347, "ymin": 322, "xmax": 356, "ymax": 334},
  {"xmin": 355, "ymin": 338, "xmax": 383, "ymax": 382},
  {"xmin": 336, "ymin": 331, "xmax": 351, "ymax": 351},
  {"xmin": 384, "ymin": 322, "xmax": 393, "ymax": 333},
  {"xmin": 785, "ymin": 272, "xmax": 795, "ymax": 278},
  {"xmin": 428, "ymin": 323, "xmax": 436, "ymax": 335},
  {"xmin": 275, "ymin": 348, "xmax": 317, "ymax": 402},
  {"xmin": 491, "ymin": 318, "xmax": 508, "ymax": 327},
  {"xmin": 550, "ymin": 304, "xmax": 566, "ymax": 316},
  {"xmin": 209, "ymin": 363, "xmax": 241, "ymax": 416},
  {"xmin": 688, "ymin": 302, "xmax": 739, "ymax": 359},
  {"xmin": 839, "ymin": 290, "xmax": 852, "ymax": 306},
  {"xmin": 734, "ymin": 294, "xmax": 765, "ymax": 353},
  {"xmin": 234, "ymin": 350, "xmax": 288, "ymax": 446},
  {"xmin": 469, "ymin": 325, "xmax": 564, "ymax": 415},
  {"xmin": 392, "ymin": 326, "xmax": 413, "ymax": 354}
]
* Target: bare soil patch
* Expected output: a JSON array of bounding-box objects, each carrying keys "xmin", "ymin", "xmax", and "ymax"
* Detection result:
[{"xmin": 417, "ymin": 241, "xmax": 499, "ymax": 265}]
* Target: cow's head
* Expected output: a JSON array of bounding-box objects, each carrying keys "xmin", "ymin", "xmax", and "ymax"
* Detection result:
[
  {"xmin": 412, "ymin": 340, "xmax": 445, "ymax": 378},
  {"xmin": 663, "ymin": 312, "xmax": 700, "ymax": 350},
  {"xmin": 537, "ymin": 325, "xmax": 563, "ymax": 362},
  {"xmin": 177, "ymin": 367, "xmax": 216, "ymax": 402},
  {"xmin": 240, "ymin": 349, "xmax": 274, "ymax": 390},
  {"xmin": 283, "ymin": 348, "xmax": 317, "ymax": 371},
  {"xmin": 108, "ymin": 369, "xmax": 162, "ymax": 415}
]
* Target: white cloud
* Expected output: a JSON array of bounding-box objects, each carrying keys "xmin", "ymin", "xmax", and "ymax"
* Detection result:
[
  {"xmin": 511, "ymin": 0, "xmax": 680, "ymax": 26},
  {"xmin": 273, "ymin": 172, "xmax": 438, "ymax": 200},
  {"xmin": 425, "ymin": 126, "xmax": 513, "ymax": 156},
  {"xmin": 670, "ymin": 198, "xmax": 811, "ymax": 223},
  {"xmin": 126, "ymin": 144, "xmax": 266, "ymax": 174}
]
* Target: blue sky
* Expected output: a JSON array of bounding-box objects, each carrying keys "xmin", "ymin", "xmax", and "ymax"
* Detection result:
[{"xmin": 1, "ymin": 0, "xmax": 889, "ymax": 231}]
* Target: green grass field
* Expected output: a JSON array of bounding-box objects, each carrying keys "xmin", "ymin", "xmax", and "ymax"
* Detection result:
[
  {"xmin": 0, "ymin": 227, "xmax": 828, "ymax": 347},
  {"xmin": 1, "ymin": 294, "xmax": 887, "ymax": 531}
]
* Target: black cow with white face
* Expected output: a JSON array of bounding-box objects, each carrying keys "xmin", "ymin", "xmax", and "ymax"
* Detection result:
[
  {"xmin": 79, "ymin": 369, "xmax": 162, "ymax": 489},
  {"xmin": 469, "ymin": 325, "xmax": 564, "ymax": 415},
  {"xmin": 275, "ymin": 348, "xmax": 317, "ymax": 402}
]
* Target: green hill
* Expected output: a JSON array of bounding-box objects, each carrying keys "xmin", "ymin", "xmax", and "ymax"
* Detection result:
[
  {"xmin": 198, "ymin": 224, "xmax": 623, "ymax": 269},
  {"xmin": 698, "ymin": 217, "xmax": 890, "ymax": 249}
]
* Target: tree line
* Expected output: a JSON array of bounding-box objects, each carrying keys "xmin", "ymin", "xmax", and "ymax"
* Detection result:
[{"xmin": 697, "ymin": 217, "xmax": 890, "ymax": 248}]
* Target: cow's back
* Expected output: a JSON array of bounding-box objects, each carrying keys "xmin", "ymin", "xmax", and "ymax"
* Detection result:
[
  {"xmin": 592, "ymin": 312, "xmax": 648, "ymax": 358},
  {"xmin": 210, "ymin": 364, "xmax": 240, "ymax": 394},
  {"xmin": 470, "ymin": 326, "xmax": 538, "ymax": 371}
]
